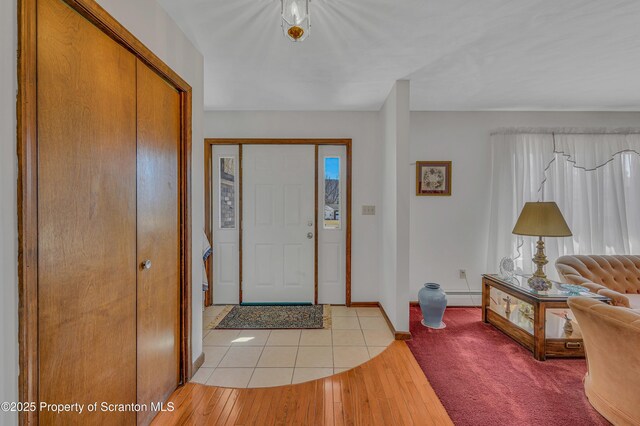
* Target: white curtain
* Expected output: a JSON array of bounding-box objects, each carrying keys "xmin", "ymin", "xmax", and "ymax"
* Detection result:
[{"xmin": 487, "ymin": 130, "xmax": 640, "ymax": 281}]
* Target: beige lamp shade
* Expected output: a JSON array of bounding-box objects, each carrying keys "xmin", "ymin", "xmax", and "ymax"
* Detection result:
[{"xmin": 512, "ymin": 202, "xmax": 572, "ymax": 237}]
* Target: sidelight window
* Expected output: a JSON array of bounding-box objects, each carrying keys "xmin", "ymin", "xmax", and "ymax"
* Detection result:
[
  {"xmin": 323, "ymin": 157, "xmax": 341, "ymax": 229},
  {"xmin": 219, "ymin": 157, "xmax": 236, "ymax": 229}
]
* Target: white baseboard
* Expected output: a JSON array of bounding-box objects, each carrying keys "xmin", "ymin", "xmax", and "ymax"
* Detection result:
[{"xmin": 444, "ymin": 294, "xmax": 481, "ymax": 306}]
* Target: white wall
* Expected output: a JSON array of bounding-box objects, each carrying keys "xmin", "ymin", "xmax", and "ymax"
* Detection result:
[
  {"xmin": 1, "ymin": 1, "xmax": 18, "ymax": 423},
  {"xmin": 409, "ymin": 111, "xmax": 640, "ymax": 305},
  {"xmin": 203, "ymin": 111, "xmax": 381, "ymax": 303},
  {"xmin": 380, "ymin": 86, "xmax": 397, "ymax": 329},
  {"xmin": 1, "ymin": 2, "xmax": 203, "ymax": 417},
  {"xmin": 379, "ymin": 82, "xmax": 411, "ymax": 332},
  {"xmin": 395, "ymin": 83, "xmax": 411, "ymax": 333}
]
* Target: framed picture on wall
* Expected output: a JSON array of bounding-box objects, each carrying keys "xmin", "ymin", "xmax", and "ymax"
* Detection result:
[{"xmin": 416, "ymin": 161, "xmax": 452, "ymax": 196}]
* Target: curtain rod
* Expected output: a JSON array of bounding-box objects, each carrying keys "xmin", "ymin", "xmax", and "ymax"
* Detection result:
[{"xmin": 491, "ymin": 127, "xmax": 640, "ymax": 136}]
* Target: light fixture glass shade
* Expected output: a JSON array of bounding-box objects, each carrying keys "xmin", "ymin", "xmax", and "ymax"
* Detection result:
[
  {"xmin": 281, "ymin": 0, "xmax": 310, "ymax": 42},
  {"xmin": 512, "ymin": 202, "xmax": 572, "ymax": 237}
]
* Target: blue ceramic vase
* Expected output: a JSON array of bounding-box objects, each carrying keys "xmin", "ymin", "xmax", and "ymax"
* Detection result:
[{"xmin": 418, "ymin": 283, "xmax": 447, "ymax": 329}]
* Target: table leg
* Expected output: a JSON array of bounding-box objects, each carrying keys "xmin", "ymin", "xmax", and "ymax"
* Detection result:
[
  {"xmin": 482, "ymin": 279, "xmax": 489, "ymax": 323},
  {"xmin": 533, "ymin": 302, "xmax": 546, "ymax": 361}
]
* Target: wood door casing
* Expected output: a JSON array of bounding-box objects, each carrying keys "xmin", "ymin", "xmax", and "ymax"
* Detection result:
[
  {"xmin": 136, "ymin": 59, "xmax": 181, "ymax": 426},
  {"xmin": 37, "ymin": 0, "xmax": 137, "ymax": 424}
]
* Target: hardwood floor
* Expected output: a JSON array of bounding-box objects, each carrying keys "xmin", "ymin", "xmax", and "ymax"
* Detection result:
[{"xmin": 152, "ymin": 341, "xmax": 452, "ymax": 425}]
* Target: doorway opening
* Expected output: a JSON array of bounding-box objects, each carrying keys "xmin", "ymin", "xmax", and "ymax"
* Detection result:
[{"xmin": 204, "ymin": 139, "xmax": 352, "ymax": 307}]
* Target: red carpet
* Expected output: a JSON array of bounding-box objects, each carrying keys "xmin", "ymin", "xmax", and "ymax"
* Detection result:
[{"xmin": 406, "ymin": 306, "xmax": 610, "ymax": 426}]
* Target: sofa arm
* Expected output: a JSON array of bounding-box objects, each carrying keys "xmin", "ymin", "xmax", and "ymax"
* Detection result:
[
  {"xmin": 596, "ymin": 288, "xmax": 631, "ymax": 308},
  {"xmin": 578, "ymin": 281, "xmax": 608, "ymax": 294}
]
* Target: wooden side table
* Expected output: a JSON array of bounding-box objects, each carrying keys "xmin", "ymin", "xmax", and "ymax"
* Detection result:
[{"xmin": 482, "ymin": 274, "xmax": 609, "ymax": 361}]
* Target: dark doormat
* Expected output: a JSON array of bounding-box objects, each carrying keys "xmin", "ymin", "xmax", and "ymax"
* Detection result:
[{"xmin": 212, "ymin": 304, "xmax": 330, "ymax": 329}]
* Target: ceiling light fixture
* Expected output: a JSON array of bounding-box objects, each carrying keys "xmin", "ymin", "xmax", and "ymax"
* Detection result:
[{"xmin": 281, "ymin": 0, "xmax": 310, "ymax": 42}]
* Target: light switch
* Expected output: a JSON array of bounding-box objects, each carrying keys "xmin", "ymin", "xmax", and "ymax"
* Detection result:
[{"xmin": 362, "ymin": 205, "xmax": 376, "ymax": 215}]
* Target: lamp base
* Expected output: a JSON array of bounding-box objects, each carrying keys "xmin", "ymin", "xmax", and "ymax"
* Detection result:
[
  {"xmin": 527, "ymin": 236, "xmax": 552, "ymax": 291},
  {"xmin": 527, "ymin": 275, "xmax": 552, "ymax": 292}
]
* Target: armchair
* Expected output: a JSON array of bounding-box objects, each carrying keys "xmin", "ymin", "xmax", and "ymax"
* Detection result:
[{"xmin": 567, "ymin": 297, "xmax": 640, "ymax": 425}]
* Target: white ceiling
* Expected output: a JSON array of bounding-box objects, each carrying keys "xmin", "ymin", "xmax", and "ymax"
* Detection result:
[{"xmin": 158, "ymin": 0, "xmax": 640, "ymax": 111}]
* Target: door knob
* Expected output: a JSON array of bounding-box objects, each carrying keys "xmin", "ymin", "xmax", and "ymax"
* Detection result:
[
  {"xmin": 141, "ymin": 259, "xmax": 152, "ymax": 270},
  {"xmin": 307, "ymin": 232, "xmax": 313, "ymax": 239}
]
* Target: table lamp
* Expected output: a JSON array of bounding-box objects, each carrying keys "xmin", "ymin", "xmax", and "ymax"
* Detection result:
[{"xmin": 512, "ymin": 202, "xmax": 572, "ymax": 291}]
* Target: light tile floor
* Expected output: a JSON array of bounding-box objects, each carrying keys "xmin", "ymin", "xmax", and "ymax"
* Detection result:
[{"xmin": 193, "ymin": 305, "xmax": 394, "ymax": 388}]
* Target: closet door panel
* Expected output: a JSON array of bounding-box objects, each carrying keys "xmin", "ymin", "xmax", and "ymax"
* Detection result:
[
  {"xmin": 37, "ymin": 0, "xmax": 137, "ymax": 424},
  {"xmin": 136, "ymin": 59, "xmax": 181, "ymax": 426}
]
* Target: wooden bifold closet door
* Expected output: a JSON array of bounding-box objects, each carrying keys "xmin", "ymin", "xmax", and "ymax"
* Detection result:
[
  {"xmin": 37, "ymin": 0, "xmax": 137, "ymax": 423},
  {"xmin": 36, "ymin": 0, "xmax": 181, "ymax": 424},
  {"xmin": 136, "ymin": 59, "xmax": 181, "ymax": 426}
]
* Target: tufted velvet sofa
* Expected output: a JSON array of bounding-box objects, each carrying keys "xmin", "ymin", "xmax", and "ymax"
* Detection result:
[
  {"xmin": 555, "ymin": 255, "xmax": 640, "ymax": 309},
  {"xmin": 568, "ymin": 297, "xmax": 640, "ymax": 426}
]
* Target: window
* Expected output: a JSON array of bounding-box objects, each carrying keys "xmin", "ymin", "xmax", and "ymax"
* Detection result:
[
  {"xmin": 219, "ymin": 157, "xmax": 236, "ymax": 229},
  {"xmin": 324, "ymin": 157, "xmax": 340, "ymax": 229},
  {"xmin": 487, "ymin": 132, "xmax": 640, "ymax": 279}
]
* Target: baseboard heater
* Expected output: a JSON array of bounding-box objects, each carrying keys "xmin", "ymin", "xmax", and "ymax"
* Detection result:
[{"xmin": 240, "ymin": 302, "xmax": 313, "ymax": 306}]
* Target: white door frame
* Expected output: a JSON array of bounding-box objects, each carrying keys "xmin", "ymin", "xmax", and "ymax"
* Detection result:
[
  {"xmin": 317, "ymin": 146, "xmax": 347, "ymax": 304},
  {"xmin": 204, "ymin": 139, "xmax": 352, "ymax": 305},
  {"xmin": 210, "ymin": 146, "xmax": 240, "ymax": 304}
]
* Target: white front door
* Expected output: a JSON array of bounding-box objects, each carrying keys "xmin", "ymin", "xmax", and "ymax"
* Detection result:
[{"xmin": 243, "ymin": 145, "xmax": 315, "ymax": 303}]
